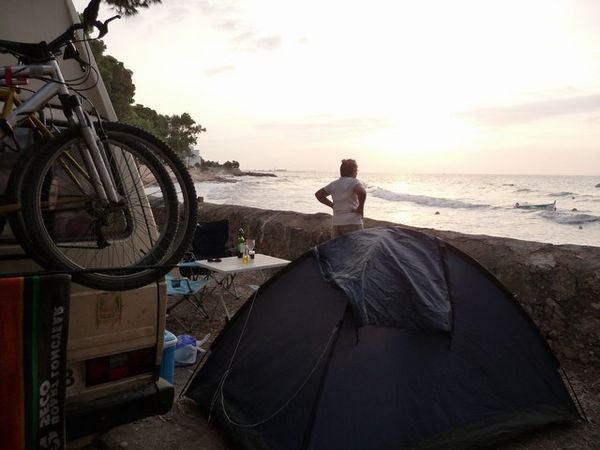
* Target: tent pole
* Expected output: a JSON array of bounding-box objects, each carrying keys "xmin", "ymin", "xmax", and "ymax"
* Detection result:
[{"xmin": 560, "ymin": 367, "xmax": 589, "ymax": 423}]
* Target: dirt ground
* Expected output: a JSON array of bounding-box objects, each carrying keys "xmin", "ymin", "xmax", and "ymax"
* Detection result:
[{"xmin": 80, "ymin": 270, "xmax": 600, "ymax": 450}]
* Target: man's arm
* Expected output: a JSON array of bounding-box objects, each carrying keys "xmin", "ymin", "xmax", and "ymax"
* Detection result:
[
  {"xmin": 315, "ymin": 188, "xmax": 333, "ymax": 208},
  {"xmin": 355, "ymin": 183, "xmax": 366, "ymax": 218}
]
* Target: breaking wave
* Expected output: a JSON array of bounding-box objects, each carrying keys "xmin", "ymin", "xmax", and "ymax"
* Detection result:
[
  {"xmin": 370, "ymin": 187, "xmax": 489, "ymax": 209},
  {"xmin": 549, "ymin": 191, "xmax": 576, "ymax": 197},
  {"xmin": 539, "ymin": 211, "xmax": 600, "ymax": 225}
]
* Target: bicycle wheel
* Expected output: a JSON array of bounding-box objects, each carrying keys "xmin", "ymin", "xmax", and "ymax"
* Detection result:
[
  {"xmin": 19, "ymin": 127, "xmax": 180, "ymax": 291},
  {"xmin": 7, "ymin": 140, "xmax": 54, "ymax": 268},
  {"xmin": 97, "ymin": 122, "xmax": 198, "ymax": 266}
]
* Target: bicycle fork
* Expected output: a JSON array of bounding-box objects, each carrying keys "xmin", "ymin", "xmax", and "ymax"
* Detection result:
[{"xmin": 60, "ymin": 92, "xmax": 122, "ymax": 208}]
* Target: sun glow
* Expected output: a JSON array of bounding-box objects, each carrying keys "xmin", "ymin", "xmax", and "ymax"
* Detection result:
[
  {"xmin": 70, "ymin": 0, "xmax": 600, "ymax": 174},
  {"xmin": 360, "ymin": 115, "xmax": 481, "ymax": 157}
]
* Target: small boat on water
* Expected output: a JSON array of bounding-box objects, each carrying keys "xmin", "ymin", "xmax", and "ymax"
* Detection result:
[{"xmin": 514, "ymin": 200, "xmax": 556, "ymax": 211}]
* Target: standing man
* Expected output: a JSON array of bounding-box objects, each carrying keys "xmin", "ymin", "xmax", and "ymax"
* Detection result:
[{"xmin": 315, "ymin": 158, "xmax": 367, "ymax": 238}]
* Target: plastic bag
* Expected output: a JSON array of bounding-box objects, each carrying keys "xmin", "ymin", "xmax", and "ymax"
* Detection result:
[{"xmin": 175, "ymin": 334, "xmax": 210, "ymax": 366}]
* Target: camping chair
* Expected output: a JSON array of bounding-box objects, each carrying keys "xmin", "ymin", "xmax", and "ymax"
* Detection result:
[
  {"xmin": 167, "ymin": 220, "xmax": 232, "ymax": 330},
  {"xmin": 166, "ymin": 274, "xmax": 210, "ymax": 332}
]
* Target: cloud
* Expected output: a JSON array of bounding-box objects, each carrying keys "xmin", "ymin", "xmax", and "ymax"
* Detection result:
[
  {"xmin": 158, "ymin": 0, "xmax": 231, "ymax": 20},
  {"xmin": 193, "ymin": 0, "xmax": 234, "ymax": 15},
  {"xmin": 233, "ymin": 31, "xmax": 255, "ymax": 42},
  {"xmin": 204, "ymin": 65, "xmax": 235, "ymax": 76},
  {"xmin": 166, "ymin": 0, "xmax": 283, "ymax": 52},
  {"xmin": 231, "ymin": 30, "xmax": 282, "ymax": 52},
  {"xmin": 458, "ymin": 94, "xmax": 600, "ymax": 126},
  {"xmin": 136, "ymin": 0, "xmax": 233, "ymax": 26},
  {"xmin": 258, "ymin": 115, "xmax": 393, "ymax": 137},
  {"xmin": 217, "ymin": 19, "xmax": 239, "ymax": 31},
  {"xmin": 255, "ymin": 36, "xmax": 281, "ymax": 50},
  {"xmin": 164, "ymin": 7, "xmax": 188, "ymax": 22}
]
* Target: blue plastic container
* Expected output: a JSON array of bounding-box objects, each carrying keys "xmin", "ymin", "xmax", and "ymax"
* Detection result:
[{"xmin": 160, "ymin": 330, "xmax": 177, "ymax": 384}]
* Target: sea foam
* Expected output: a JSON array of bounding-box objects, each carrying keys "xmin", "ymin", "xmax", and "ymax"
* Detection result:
[
  {"xmin": 370, "ymin": 187, "xmax": 488, "ymax": 209},
  {"xmin": 539, "ymin": 211, "xmax": 600, "ymax": 225}
]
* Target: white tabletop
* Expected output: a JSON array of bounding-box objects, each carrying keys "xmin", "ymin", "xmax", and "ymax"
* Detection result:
[{"xmin": 182, "ymin": 254, "xmax": 290, "ymax": 274}]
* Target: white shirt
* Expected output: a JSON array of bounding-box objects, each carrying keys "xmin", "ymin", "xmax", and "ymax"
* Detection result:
[{"xmin": 324, "ymin": 177, "xmax": 364, "ymax": 226}]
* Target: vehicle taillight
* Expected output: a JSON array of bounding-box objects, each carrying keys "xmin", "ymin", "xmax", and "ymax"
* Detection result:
[{"xmin": 85, "ymin": 347, "xmax": 155, "ymax": 387}]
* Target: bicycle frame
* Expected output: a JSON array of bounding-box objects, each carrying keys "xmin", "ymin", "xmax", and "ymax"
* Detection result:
[
  {"xmin": 0, "ymin": 88, "xmax": 54, "ymax": 139},
  {"xmin": 0, "ymin": 59, "xmax": 120, "ymax": 205}
]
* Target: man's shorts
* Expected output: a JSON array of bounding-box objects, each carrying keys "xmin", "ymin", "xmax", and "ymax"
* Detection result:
[{"xmin": 331, "ymin": 224, "xmax": 363, "ymax": 239}]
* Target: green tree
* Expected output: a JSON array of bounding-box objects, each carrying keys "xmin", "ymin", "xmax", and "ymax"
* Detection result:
[
  {"xmin": 128, "ymin": 104, "xmax": 169, "ymax": 138},
  {"xmin": 89, "ymin": 39, "xmax": 135, "ymax": 120},
  {"xmin": 223, "ymin": 160, "xmax": 240, "ymax": 170},
  {"xmin": 201, "ymin": 159, "xmax": 220, "ymax": 170},
  {"xmin": 103, "ymin": 0, "xmax": 162, "ymax": 16},
  {"xmin": 164, "ymin": 113, "xmax": 206, "ymax": 159}
]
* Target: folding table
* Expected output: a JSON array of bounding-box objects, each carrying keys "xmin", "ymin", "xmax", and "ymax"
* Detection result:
[{"xmin": 181, "ymin": 254, "xmax": 290, "ymax": 320}]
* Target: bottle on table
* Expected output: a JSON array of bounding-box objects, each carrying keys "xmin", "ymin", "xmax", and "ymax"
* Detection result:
[
  {"xmin": 236, "ymin": 228, "xmax": 245, "ymax": 258},
  {"xmin": 242, "ymin": 243, "xmax": 250, "ymax": 264}
]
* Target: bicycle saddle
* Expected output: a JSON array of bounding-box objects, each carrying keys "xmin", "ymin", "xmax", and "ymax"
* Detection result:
[{"xmin": 0, "ymin": 40, "xmax": 53, "ymax": 64}]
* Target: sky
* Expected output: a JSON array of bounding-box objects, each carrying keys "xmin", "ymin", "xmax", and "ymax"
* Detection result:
[{"xmin": 73, "ymin": 0, "xmax": 600, "ymax": 175}]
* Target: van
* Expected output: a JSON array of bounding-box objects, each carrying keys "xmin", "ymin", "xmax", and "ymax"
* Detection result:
[
  {"xmin": 64, "ymin": 284, "xmax": 173, "ymax": 440},
  {"xmin": 0, "ymin": 0, "xmax": 174, "ymax": 443},
  {"xmin": 0, "ymin": 253, "xmax": 174, "ymax": 444}
]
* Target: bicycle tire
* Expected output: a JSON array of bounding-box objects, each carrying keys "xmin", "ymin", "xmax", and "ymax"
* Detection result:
[
  {"xmin": 19, "ymin": 127, "xmax": 180, "ymax": 291},
  {"xmin": 7, "ymin": 140, "xmax": 54, "ymax": 267},
  {"xmin": 97, "ymin": 122, "xmax": 198, "ymax": 266}
]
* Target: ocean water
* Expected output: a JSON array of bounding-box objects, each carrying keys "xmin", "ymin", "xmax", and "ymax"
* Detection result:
[{"xmin": 194, "ymin": 171, "xmax": 600, "ymax": 248}]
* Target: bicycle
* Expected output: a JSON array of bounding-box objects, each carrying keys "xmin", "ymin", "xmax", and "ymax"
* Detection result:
[{"xmin": 0, "ymin": 0, "xmax": 198, "ymax": 291}]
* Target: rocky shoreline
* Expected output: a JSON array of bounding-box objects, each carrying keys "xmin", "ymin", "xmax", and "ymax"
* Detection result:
[{"xmin": 187, "ymin": 167, "xmax": 276, "ymax": 184}]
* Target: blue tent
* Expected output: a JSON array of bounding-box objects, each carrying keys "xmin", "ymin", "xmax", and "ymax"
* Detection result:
[{"xmin": 186, "ymin": 227, "xmax": 580, "ymax": 449}]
